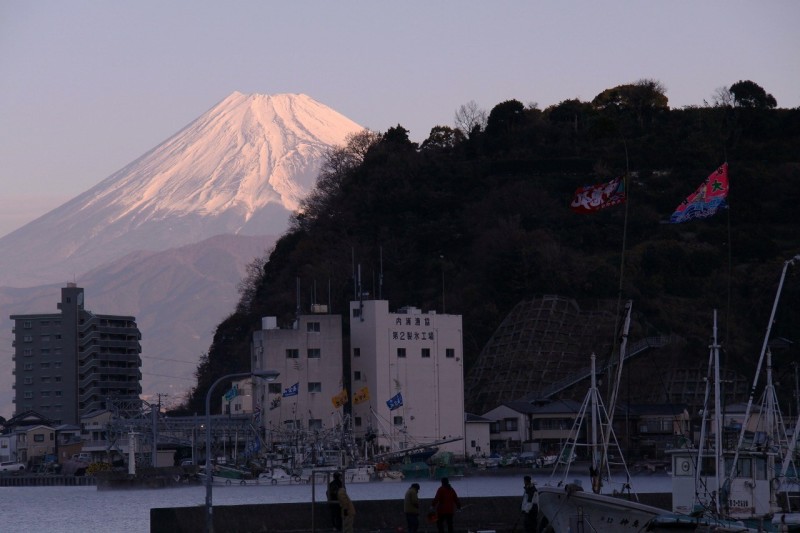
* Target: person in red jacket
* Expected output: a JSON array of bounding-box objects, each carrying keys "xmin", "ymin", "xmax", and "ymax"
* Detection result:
[{"xmin": 431, "ymin": 477, "xmax": 461, "ymax": 533}]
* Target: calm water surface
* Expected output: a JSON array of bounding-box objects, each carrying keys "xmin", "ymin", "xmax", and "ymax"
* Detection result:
[{"xmin": 0, "ymin": 472, "xmax": 670, "ymax": 533}]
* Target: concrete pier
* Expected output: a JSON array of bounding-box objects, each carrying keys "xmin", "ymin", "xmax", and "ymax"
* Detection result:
[{"xmin": 151, "ymin": 493, "xmax": 672, "ymax": 532}]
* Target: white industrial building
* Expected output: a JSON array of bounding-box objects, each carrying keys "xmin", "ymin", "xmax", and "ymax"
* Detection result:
[{"xmin": 349, "ymin": 300, "xmax": 465, "ymax": 456}]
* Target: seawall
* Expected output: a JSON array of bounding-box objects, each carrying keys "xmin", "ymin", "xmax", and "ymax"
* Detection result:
[
  {"xmin": 0, "ymin": 474, "xmax": 96, "ymax": 487},
  {"xmin": 151, "ymin": 493, "xmax": 672, "ymax": 532}
]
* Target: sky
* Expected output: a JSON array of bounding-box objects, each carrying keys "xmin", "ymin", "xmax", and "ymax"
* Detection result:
[{"xmin": 1, "ymin": 1, "xmax": 798, "ymax": 238}]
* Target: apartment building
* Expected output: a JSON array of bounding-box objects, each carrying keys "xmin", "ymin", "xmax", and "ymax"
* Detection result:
[
  {"xmin": 349, "ymin": 300, "xmax": 465, "ymax": 456},
  {"xmin": 10, "ymin": 284, "xmax": 142, "ymax": 425}
]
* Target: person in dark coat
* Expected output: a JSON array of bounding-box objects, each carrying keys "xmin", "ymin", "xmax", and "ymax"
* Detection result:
[
  {"xmin": 431, "ymin": 477, "xmax": 461, "ymax": 533},
  {"xmin": 326, "ymin": 472, "xmax": 343, "ymax": 531},
  {"xmin": 521, "ymin": 475, "xmax": 539, "ymax": 532}
]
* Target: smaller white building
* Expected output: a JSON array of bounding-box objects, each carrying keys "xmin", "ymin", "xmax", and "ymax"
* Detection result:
[
  {"xmin": 464, "ymin": 413, "xmax": 491, "ymax": 459},
  {"xmin": 252, "ymin": 310, "xmax": 343, "ymax": 436},
  {"xmin": 221, "ymin": 378, "xmax": 256, "ymax": 416}
]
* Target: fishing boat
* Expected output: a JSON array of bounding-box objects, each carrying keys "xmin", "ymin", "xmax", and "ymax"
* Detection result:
[
  {"xmin": 650, "ymin": 255, "xmax": 800, "ymax": 532},
  {"xmin": 648, "ymin": 310, "xmax": 772, "ymax": 532},
  {"xmin": 537, "ymin": 301, "xmax": 668, "ymax": 532}
]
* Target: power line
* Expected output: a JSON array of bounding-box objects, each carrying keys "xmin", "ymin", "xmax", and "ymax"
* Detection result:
[
  {"xmin": 141, "ymin": 371, "xmax": 196, "ymax": 382},
  {"xmin": 142, "ymin": 355, "xmax": 198, "ymax": 364}
]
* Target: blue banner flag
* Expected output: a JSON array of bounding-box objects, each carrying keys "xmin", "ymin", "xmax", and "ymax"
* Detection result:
[
  {"xmin": 386, "ymin": 392, "xmax": 403, "ymax": 411},
  {"xmin": 282, "ymin": 382, "xmax": 299, "ymax": 397},
  {"xmin": 224, "ymin": 384, "xmax": 238, "ymax": 402}
]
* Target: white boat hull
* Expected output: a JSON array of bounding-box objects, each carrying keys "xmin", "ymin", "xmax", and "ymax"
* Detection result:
[{"xmin": 537, "ymin": 485, "xmax": 665, "ymax": 532}]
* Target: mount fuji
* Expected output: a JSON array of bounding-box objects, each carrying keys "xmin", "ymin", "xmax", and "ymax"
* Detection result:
[
  {"xmin": 0, "ymin": 92, "xmax": 363, "ymax": 416},
  {"xmin": 0, "ymin": 92, "xmax": 363, "ymax": 287}
]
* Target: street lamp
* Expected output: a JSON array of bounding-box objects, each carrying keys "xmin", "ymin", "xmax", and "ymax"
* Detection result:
[{"xmin": 205, "ymin": 369, "xmax": 279, "ymax": 533}]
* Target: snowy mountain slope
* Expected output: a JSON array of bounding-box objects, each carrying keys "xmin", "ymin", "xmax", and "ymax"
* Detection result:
[
  {"xmin": 0, "ymin": 92, "xmax": 363, "ymax": 287},
  {"xmin": 0, "ymin": 234, "xmax": 276, "ymax": 416}
]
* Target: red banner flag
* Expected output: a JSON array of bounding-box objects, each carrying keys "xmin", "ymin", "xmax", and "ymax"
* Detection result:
[
  {"xmin": 669, "ymin": 164, "xmax": 729, "ymax": 223},
  {"xmin": 570, "ymin": 176, "xmax": 626, "ymax": 213}
]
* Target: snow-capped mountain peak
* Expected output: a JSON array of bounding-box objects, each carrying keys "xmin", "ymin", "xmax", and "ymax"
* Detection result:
[{"xmin": 0, "ymin": 92, "xmax": 363, "ymax": 287}]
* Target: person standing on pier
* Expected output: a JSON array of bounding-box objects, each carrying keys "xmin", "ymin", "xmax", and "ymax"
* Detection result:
[
  {"xmin": 337, "ymin": 485, "xmax": 356, "ymax": 533},
  {"xmin": 326, "ymin": 472, "xmax": 343, "ymax": 531},
  {"xmin": 404, "ymin": 482, "xmax": 421, "ymax": 533},
  {"xmin": 521, "ymin": 475, "xmax": 539, "ymax": 532},
  {"xmin": 431, "ymin": 477, "xmax": 460, "ymax": 533}
]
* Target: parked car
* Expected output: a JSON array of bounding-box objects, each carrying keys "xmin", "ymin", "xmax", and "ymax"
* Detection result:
[{"xmin": 0, "ymin": 461, "xmax": 25, "ymax": 472}]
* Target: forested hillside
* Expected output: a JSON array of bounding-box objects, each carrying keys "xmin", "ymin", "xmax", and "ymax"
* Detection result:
[{"xmin": 179, "ymin": 80, "xmax": 800, "ymax": 415}]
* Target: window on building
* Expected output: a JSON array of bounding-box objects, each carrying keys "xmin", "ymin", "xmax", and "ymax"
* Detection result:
[
  {"xmin": 308, "ymin": 382, "xmax": 321, "ymax": 393},
  {"xmin": 504, "ymin": 418, "xmax": 518, "ymax": 431},
  {"xmin": 353, "ymin": 348, "xmax": 360, "ymax": 357},
  {"xmin": 23, "ymin": 348, "xmax": 33, "ymax": 357},
  {"xmin": 285, "ymin": 348, "xmax": 299, "ymax": 359},
  {"xmin": 54, "ymin": 334, "xmax": 62, "ymax": 340},
  {"xmin": 53, "ymin": 362, "xmax": 62, "ymax": 368},
  {"xmin": 446, "ymin": 348, "xmax": 455, "ymax": 358},
  {"xmin": 489, "ymin": 422, "xmax": 500, "ymax": 434},
  {"xmin": 23, "ymin": 320, "xmax": 32, "ymax": 329},
  {"xmin": 40, "ymin": 362, "xmax": 50, "ymax": 368},
  {"xmin": 307, "ymin": 348, "xmax": 321, "ymax": 359},
  {"xmin": 397, "ymin": 348, "xmax": 406, "ymax": 358},
  {"xmin": 24, "ymin": 363, "xmax": 33, "ymax": 371},
  {"xmin": 306, "ymin": 322, "xmax": 320, "ymax": 332},
  {"xmin": 41, "ymin": 335, "xmax": 50, "ymax": 342},
  {"xmin": 54, "ymin": 391, "xmax": 62, "ymax": 397},
  {"xmin": 23, "ymin": 335, "xmax": 33, "ymax": 342},
  {"xmin": 393, "ymin": 416, "xmax": 404, "ymax": 426},
  {"xmin": 421, "ymin": 348, "xmax": 431, "ymax": 358},
  {"xmin": 23, "ymin": 391, "xmax": 33, "ymax": 399},
  {"xmin": 268, "ymin": 383, "xmax": 281, "ymax": 394},
  {"xmin": 354, "ymin": 371, "xmax": 361, "ymax": 381},
  {"xmin": 23, "ymin": 377, "xmax": 32, "ymax": 385},
  {"xmin": 34, "ymin": 434, "xmax": 45, "ymax": 442},
  {"xmin": 40, "ymin": 348, "xmax": 50, "ymax": 355},
  {"xmin": 41, "ymin": 391, "xmax": 51, "ymax": 397},
  {"xmin": 352, "ymin": 308, "xmax": 361, "ymax": 318},
  {"xmin": 41, "ymin": 377, "xmax": 51, "ymax": 383},
  {"xmin": 354, "ymin": 417, "xmax": 362, "ymax": 427},
  {"xmin": 54, "ymin": 377, "xmax": 62, "ymax": 382},
  {"xmin": 309, "ymin": 419, "xmax": 322, "ymax": 430}
]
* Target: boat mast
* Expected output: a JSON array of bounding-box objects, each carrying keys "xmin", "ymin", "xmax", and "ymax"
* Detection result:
[
  {"xmin": 601, "ymin": 300, "xmax": 633, "ymax": 471},
  {"xmin": 725, "ymin": 254, "xmax": 799, "ymax": 491},
  {"xmin": 712, "ymin": 310, "xmax": 723, "ymax": 517},
  {"xmin": 693, "ymin": 310, "xmax": 718, "ymax": 514},
  {"xmin": 591, "ymin": 353, "xmax": 599, "ymax": 471}
]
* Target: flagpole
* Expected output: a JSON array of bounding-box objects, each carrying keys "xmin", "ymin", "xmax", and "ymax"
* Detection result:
[
  {"xmin": 608, "ymin": 140, "xmax": 631, "ymax": 400},
  {"xmin": 724, "ymin": 160, "xmax": 732, "ymax": 354}
]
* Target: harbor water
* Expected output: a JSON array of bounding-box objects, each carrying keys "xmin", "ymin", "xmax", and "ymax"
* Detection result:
[{"xmin": 0, "ymin": 471, "xmax": 671, "ymax": 532}]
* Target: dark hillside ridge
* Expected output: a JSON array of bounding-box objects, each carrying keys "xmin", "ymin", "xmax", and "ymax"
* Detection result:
[{"xmin": 182, "ymin": 91, "xmax": 800, "ymax": 416}]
